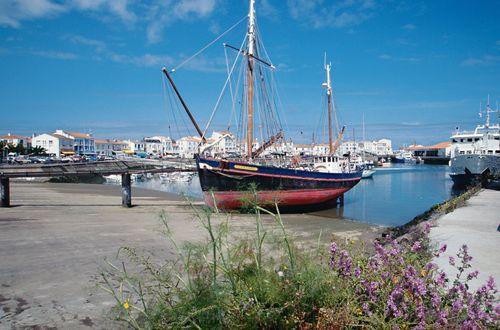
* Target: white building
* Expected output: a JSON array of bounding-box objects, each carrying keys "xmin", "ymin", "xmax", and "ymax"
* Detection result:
[
  {"xmin": 0, "ymin": 133, "xmax": 31, "ymax": 149},
  {"xmin": 95, "ymin": 139, "xmax": 128, "ymax": 156},
  {"xmin": 144, "ymin": 136, "xmax": 173, "ymax": 156},
  {"xmin": 338, "ymin": 139, "xmax": 393, "ymax": 156},
  {"xmin": 338, "ymin": 141, "xmax": 358, "ymax": 155},
  {"xmin": 177, "ymin": 136, "xmax": 202, "ymax": 158},
  {"xmin": 294, "ymin": 144, "xmax": 314, "ymax": 156},
  {"xmin": 54, "ymin": 130, "xmax": 95, "ymax": 156},
  {"xmin": 32, "ymin": 133, "xmax": 74, "ymax": 157},
  {"xmin": 123, "ymin": 140, "xmax": 146, "ymax": 154},
  {"xmin": 313, "ymin": 144, "xmax": 329, "ymax": 156},
  {"xmin": 207, "ymin": 131, "xmax": 237, "ymax": 156}
]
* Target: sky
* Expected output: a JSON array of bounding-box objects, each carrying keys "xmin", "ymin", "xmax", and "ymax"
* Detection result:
[{"xmin": 0, "ymin": 0, "xmax": 499, "ymax": 148}]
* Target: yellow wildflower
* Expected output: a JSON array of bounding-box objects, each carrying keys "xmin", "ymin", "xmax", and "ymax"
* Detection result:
[
  {"xmin": 420, "ymin": 269, "xmax": 427, "ymax": 277},
  {"xmin": 123, "ymin": 300, "xmax": 130, "ymax": 310}
]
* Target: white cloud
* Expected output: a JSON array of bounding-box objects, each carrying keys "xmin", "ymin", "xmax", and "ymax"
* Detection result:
[
  {"xmin": 173, "ymin": 0, "xmax": 215, "ymax": 18},
  {"xmin": 402, "ymin": 23, "xmax": 416, "ymax": 30},
  {"xmin": 0, "ymin": 0, "xmax": 136, "ymax": 28},
  {"xmin": 0, "ymin": 0, "xmax": 219, "ymax": 45},
  {"xmin": 31, "ymin": 49, "xmax": 78, "ymax": 60},
  {"xmin": 461, "ymin": 54, "xmax": 500, "ymax": 67},
  {"xmin": 287, "ymin": 0, "xmax": 378, "ymax": 29},
  {"xmin": 110, "ymin": 53, "xmax": 174, "ymax": 67},
  {"xmin": 146, "ymin": 0, "xmax": 217, "ymax": 44},
  {"xmin": 0, "ymin": 0, "xmax": 65, "ymax": 28},
  {"xmin": 260, "ymin": 0, "xmax": 279, "ymax": 20},
  {"xmin": 63, "ymin": 33, "xmax": 225, "ymax": 71},
  {"xmin": 378, "ymin": 53, "xmax": 420, "ymax": 63}
]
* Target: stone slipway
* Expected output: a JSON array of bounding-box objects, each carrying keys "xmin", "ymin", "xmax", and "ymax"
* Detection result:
[{"xmin": 430, "ymin": 189, "xmax": 500, "ymax": 292}]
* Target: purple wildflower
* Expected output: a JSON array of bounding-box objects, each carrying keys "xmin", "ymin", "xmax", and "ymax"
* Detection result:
[
  {"xmin": 467, "ymin": 270, "xmax": 479, "ymax": 281},
  {"xmin": 411, "ymin": 241, "xmax": 422, "ymax": 252},
  {"xmin": 486, "ymin": 276, "xmax": 496, "ymax": 291},
  {"xmin": 337, "ymin": 250, "xmax": 352, "ymax": 277},
  {"xmin": 452, "ymin": 299, "xmax": 463, "ymax": 312},
  {"xmin": 329, "ymin": 242, "xmax": 338, "ymax": 269},
  {"xmin": 436, "ymin": 271, "xmax": 447, "ymax": 287},
  {"xmin": 437, "ymin": 310, "xmax": 448, "ymax": 325}
]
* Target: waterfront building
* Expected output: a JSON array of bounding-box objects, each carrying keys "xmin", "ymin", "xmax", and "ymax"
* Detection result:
[
  {"xmin": 177, "ymin": 136, "xmax": 202, "ymax": 158},
  {"xmin": 170, "ymin": 141, "xmax": 180, "ymax": 157},
  {"xmin": 338, "ymin": 141, "xmax": 358, "ymax": 155},
  {"xmin": 0, "ymin": 133, "xmax": 31, "ymax": 149},
  {"xmin": 32, "ymin": 133, "xmax": 74, "ymax": 157},
  {"xmin": 123, "ymin": 140, "xmax": 146, "ymax": 155},
  {"xmin": 408, "ymin": 142, "xmax": 451, "ymax": 164},
  {"xmin": 95, "ymin": 139, "xmax": 128, "ymax": 157},
  {"xmin": 294, "ymin": 144, "xmax": 314, "ymax": 156},
  {"xmin": 339, "ymin": 139, "xmax": 393, "ymax": 156},
  {"xmin": 54, "ymin": 130, "xmax": 95, "ymax": 156},
  {"xmin": 144, "ymin": 136, "xmax": 173, "ymax": 156},
  {"xmin": 208, "ymin": 131, "xmax": 237, "ymax": 155},
  {"xmin": 259, "ymin": 139, "xmax": 294, "ymax": 156},
  {"xmin": 313, "ymin": 144, "xmax": 329, "ymax": 156}
]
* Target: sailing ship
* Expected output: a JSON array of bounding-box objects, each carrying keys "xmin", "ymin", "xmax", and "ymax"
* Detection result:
[{"xmin": 162, "ymin": 0, "xmax": 362, "ymax": 210}]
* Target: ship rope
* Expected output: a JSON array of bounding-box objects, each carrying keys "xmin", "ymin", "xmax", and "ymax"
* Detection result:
[
  {"xmin": 201, "ymin": 34, "xmax": 248, "ymax": 142},
  {"xmin": 170, "ymin": 15, "xmax": 247, "ymax": 73}
]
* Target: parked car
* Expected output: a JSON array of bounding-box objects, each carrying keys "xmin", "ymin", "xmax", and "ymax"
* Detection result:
[{"xmin": 15, "ymin": 155, "xmax": 32, "ymax": 164}]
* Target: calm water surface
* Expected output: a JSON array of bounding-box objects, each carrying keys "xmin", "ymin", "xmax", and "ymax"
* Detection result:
[
  {"xmin": 127, "ymin": 164, "xmax": 460, "ymax": 227},
  {"xmin": 315, "ymin": 164, "xmax": 461, "ymax": 226}
]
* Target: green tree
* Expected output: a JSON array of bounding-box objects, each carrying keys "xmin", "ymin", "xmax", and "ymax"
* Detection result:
[{"xmin": 28, "ymin": 146, "xmax": 46, "ymax": 155}]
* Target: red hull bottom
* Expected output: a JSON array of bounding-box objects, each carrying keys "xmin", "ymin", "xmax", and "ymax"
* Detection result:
[{"xmin": 203, "ymin": 188, "xmax": 350, "ymax": 210}]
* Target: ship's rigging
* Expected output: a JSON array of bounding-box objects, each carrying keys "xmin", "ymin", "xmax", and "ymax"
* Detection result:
[{"xmin": 161, "ymin": 0, "xmax": 285, "ymax": 160}]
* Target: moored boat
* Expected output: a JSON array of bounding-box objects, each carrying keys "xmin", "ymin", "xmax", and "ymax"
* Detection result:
[
  {"xmin": 197, "ymin": 156, "xmax": 360, "ymax": 210},
  {"xmin": 449, "ymin": 97, "xmax": 499, "ymax": 186},
  {"xmin": 161, "ymin": 0, "xmax": 361, "ymax": 210}
]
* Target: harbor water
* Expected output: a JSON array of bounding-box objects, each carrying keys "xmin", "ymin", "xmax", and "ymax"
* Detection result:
[{"xmin": 123, "ymin": 164, "xmax": 460, "ymax": 227}]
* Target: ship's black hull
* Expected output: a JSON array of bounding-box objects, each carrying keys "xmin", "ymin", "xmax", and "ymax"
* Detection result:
[{"xmin": 196, "ymin": 156, "xmax": 361, "ymax": 210}]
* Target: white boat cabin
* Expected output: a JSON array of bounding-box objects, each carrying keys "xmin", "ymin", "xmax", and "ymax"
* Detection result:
[{"xmin": 312, "ymin": 156, "xmax": 351, "ymax": 173}]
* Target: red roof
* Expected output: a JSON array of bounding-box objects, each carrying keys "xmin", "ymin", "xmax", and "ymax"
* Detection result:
[
  {"xmin": 0, "ymin": 134, "xmax": 27, "ymax": 140},
  {"xmin": 408, "ymin": 141, "xmax": 451, "ymax": 150},
  {"xmin": 64, "ymin": 131, "xmax": 92, "ymax": 138}
]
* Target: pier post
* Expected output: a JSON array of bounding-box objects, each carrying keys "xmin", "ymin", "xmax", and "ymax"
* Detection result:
[
  {"xmin": 1, "ymin": 177, "xmax": 10, "ymax": 207},
  {"xmin": 339, "ymin": 194, "xmax": 344, "ymax": 206},
  {"xmin": 121, "ymin": 173, "xmax": 132, "ymax": 208}
]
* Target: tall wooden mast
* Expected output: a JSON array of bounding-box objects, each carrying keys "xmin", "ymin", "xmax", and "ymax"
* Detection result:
[
  {"xmin": 323, "ymin": 56, "xmax": 334, "ymax": 154},
  {"xmin": 246, "ymin": 0, "xmax": 256, "ymax": 158}
]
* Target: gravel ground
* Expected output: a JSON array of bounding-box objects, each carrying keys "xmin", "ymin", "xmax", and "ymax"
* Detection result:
[{"xmin": 0, "ymin": 182, "xmax": 380, "ymax": 329}]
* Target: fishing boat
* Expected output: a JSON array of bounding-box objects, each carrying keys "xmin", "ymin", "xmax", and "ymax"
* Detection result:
[{"xmin": 162, "ymin": 0, "xmax": 362, "ymax": 210}]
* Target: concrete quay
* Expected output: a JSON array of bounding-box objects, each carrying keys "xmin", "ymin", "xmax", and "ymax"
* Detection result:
[
  {"xmin": 0, "ymin": 182, "xmax": 378, "ymax": 329},
  {"xmin": 430, "ymin": 189, "xmax": 500, "ymax": 293}
]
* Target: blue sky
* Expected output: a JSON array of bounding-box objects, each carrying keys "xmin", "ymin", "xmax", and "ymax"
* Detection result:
[{"xmin": 1, "ymin": 0, "xmax": 499, "ymax": 148}]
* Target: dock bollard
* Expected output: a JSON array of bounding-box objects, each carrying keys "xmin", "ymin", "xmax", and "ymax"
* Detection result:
[
  {"xmin": 121, "ymin": 173, "xmax": 132, "ymax": 207},
  {"xmin": 0, "ymin": 177, "xmax": 9, "ymax": 207}
]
